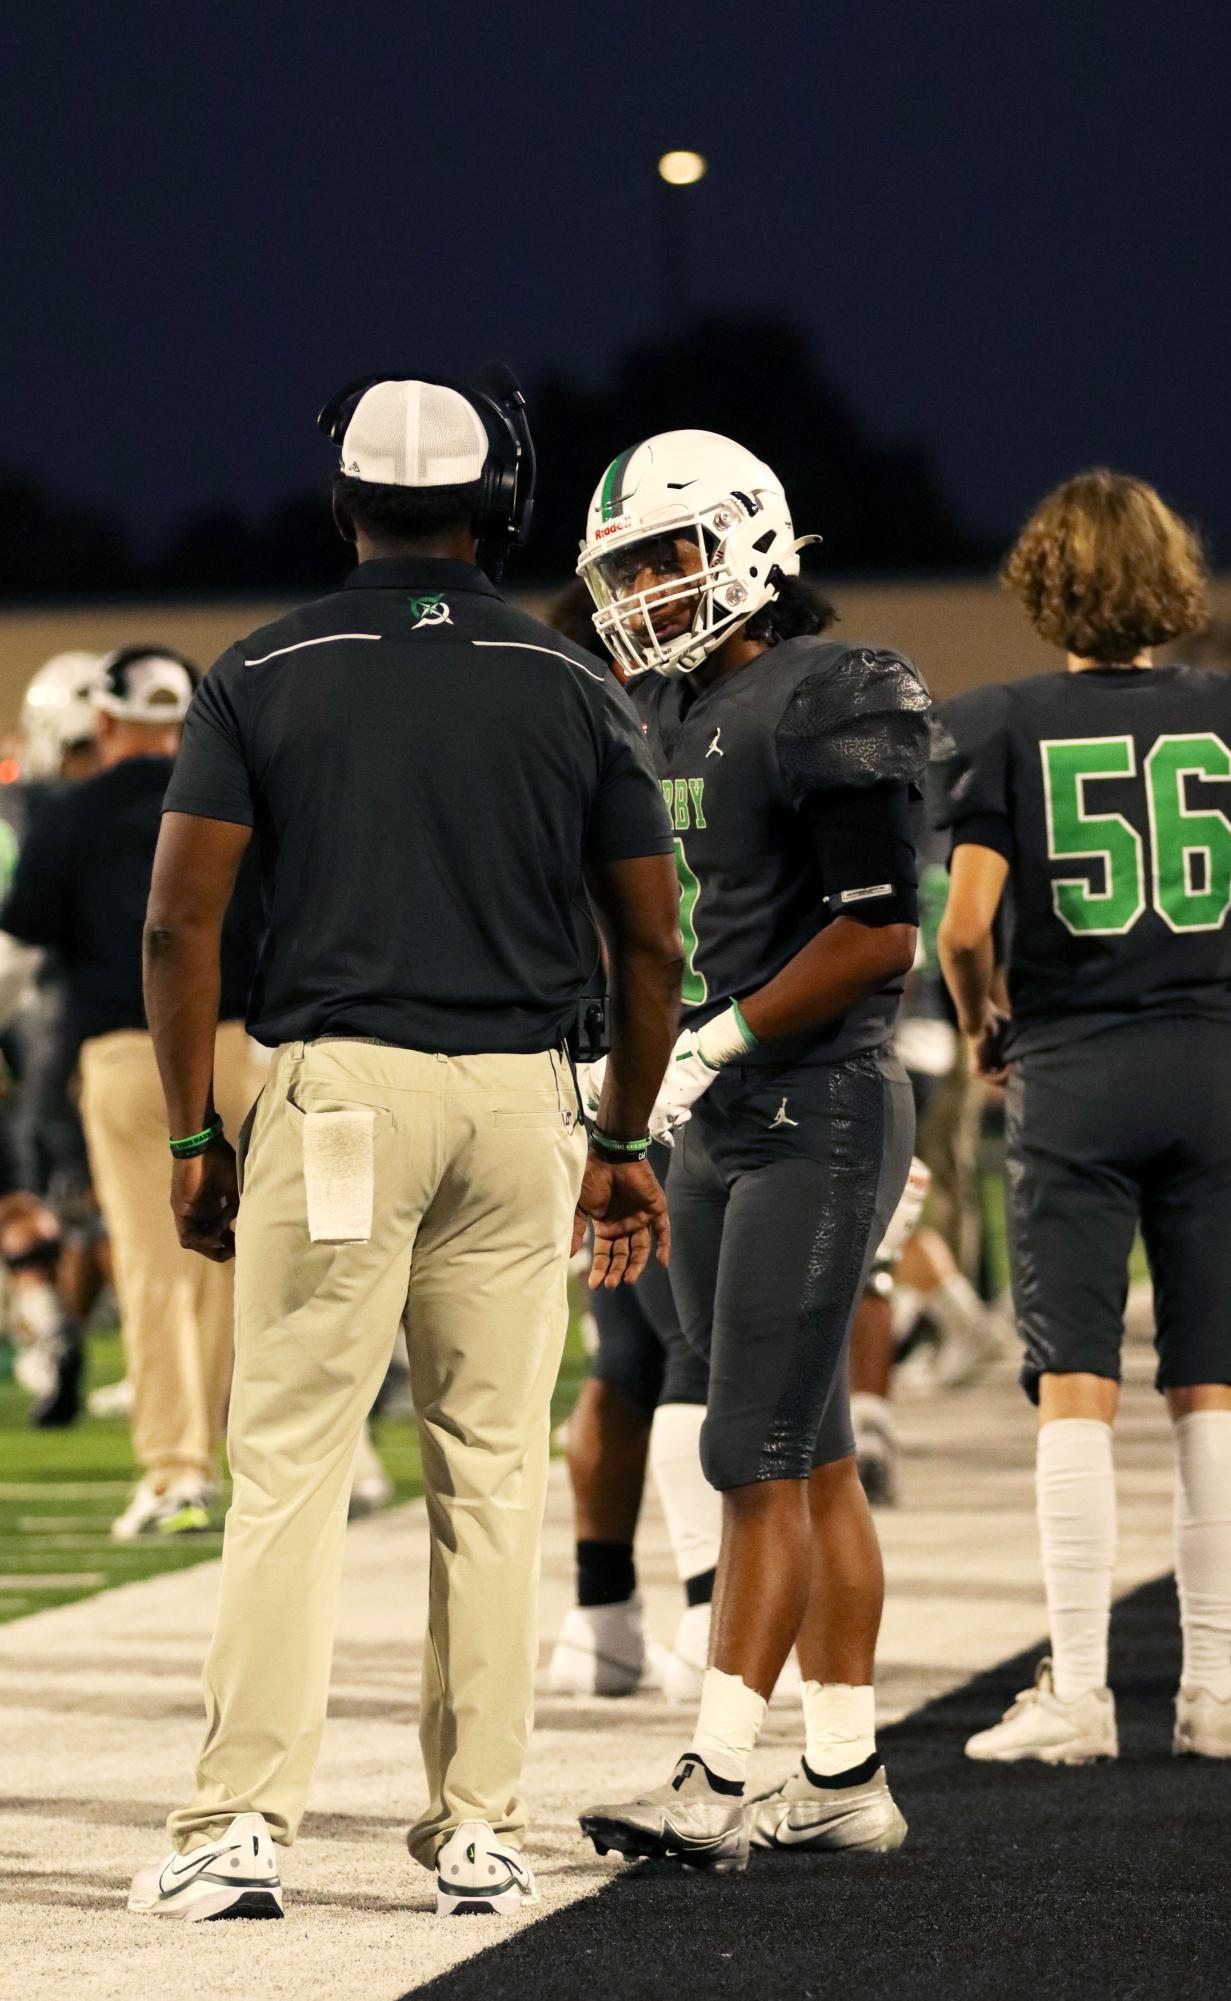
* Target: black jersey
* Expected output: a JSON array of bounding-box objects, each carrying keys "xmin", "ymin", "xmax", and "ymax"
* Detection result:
[
  {"xmin": 632, "ymin": 637, "xmax": 930, "ymax": 1065},
  {"xmin": 930, "ymin": 664, "xmax": 1231, "ymax": 1055}
]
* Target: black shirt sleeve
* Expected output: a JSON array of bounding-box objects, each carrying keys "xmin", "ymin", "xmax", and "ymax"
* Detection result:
[
  {"xmin": 0, "ymin": 800, "xmax": 74, "ymax": 950},
  {"xmin": 586, "ymin": 679, "xmax": 675, "ymax": 861},
  {"xmin": 162, "ymin": 648, "xmax": 254, "ymax": 827},
  {"xmin": 927, "ymin": 686, "xmax": 1015, "ymax": 862}
]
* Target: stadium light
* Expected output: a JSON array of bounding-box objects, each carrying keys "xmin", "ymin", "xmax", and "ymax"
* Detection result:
[{"xmin": 658, "ymin": 150, "xmax": 707, "ymax": 187}]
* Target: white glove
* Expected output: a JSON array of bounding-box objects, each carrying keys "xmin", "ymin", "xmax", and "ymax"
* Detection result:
[
  {"xmin": 649, "ymin": 1002, "xmax": 757, "ymax": 1142},
  {"xmin": 575, "ymin": 1058, "xmax": 606, "ymax": 1121}
]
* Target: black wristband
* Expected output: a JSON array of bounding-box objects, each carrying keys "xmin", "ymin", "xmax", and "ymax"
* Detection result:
[
  {"xmin": 169, "ymin": 1117, "xmax": 224, "ymax": 1160},
  {"xmin": 590, "ymin": 1126, "xmax": 651, "ymax": 1164}
]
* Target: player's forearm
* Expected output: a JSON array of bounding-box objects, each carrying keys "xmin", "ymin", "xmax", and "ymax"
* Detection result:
[
  {"xmin": 738, "ymin": 919, "xmax": 916, "ymax": 1044},
  {"xmin": 937, "ymin": 921, "xmax": 996, "ymax": 1035},
  {"xmin": 600, "ymin": 939, "xmax": 684, "ymax": 1136},
  {"xmin": 142, "ymin": 919, "xmax": 223, "ymax": 1138}
]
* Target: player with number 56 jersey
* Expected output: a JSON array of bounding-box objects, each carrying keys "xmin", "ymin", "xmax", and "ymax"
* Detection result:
[{"xmin": 931, "ymin": 469, "xmax": 1231, "ymax": 1771}]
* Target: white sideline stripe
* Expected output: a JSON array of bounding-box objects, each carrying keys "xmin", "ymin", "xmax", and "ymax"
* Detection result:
[
  {"xmin": 0, "ymin": 1483, "xmax": 132, "ymax": 1498},
  {"xmin": 16, "ymin": 1518, "xmax": 126, "ymax": 1533},
  {"xmin": 471, "ymin": 639, "xmax": 606, "ymax": 682},
  {"xmin": 0, "ymin": 1573, "xmax": 105, "ymax": 1590},
  {"xmin": 245, "ymin": 633, "xmax": 382, "ymax": 665}
]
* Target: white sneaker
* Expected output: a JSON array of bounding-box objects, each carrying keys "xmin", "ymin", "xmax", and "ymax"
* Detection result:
[
  {"xmin": 128, "ymin": 1812, "xmax": 282, "ymax": 1921},
  {"xmin": 1174, "ymin": 1686, "xmax": 1231, "ymax": 1758},
  {"xmin": 87, "ymin": 1375, "xmax": 134, "ymax": 1418},
  {"xmin": 648, "ymin": 1606, "xmax": 801, "ymax": 1707},
  {"xmin": 748, "ymin": 1760, "xmax": 908, "ymax": 1853},
  {"xmin": 965, "ymin": 1658, "xmax": 1118, "ymax": 1764},
  {"xmin": 111, "ymin": 1477, "xmax": 214, "ymax": 1542},
  {"xmin": 547, "ymin": 1600, "xmax": 645, "ymax": 1696},
  {"xmin": 581, "ymin": 1754, "xmax": 749, "ymax": 1874},
  {"xmin": 434, "ymin": 1820, "xmax": 537, "ymax": 1916}
]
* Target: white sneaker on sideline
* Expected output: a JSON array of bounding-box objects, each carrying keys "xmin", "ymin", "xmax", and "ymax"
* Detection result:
[
  {"xmin": 128, "ymin": 1812, "xmax": 282, "ymax": 1921},
  {"xmin": 648, "ymin": 1605, "xmax": 801, "ymax": 1707},
  {"xmin": 965, "ymin": 1658, "xmax": 1118, "ymax": 1764},
  {"xmin": 547, "ymin": 1600, "xmax": 645, "ymax": 1696},
  {"xmin": 111, "ymin": 1477, "xmax": 214, "ymax": 1542},
  {"xmin": 748, "ymin": 1760, "xmax": 907, "ymax": 1853},
  {"xmin": 1174, "ymin": 1686, "xmax": 1231, "ymax": 1758},
  {"xmin": 434, "ymin": 1821, "xmax": 537, "ymax": 1916},
  {"xmin": 87, "ymin": 1375, "xmax": 134, "ymax": 1418}
]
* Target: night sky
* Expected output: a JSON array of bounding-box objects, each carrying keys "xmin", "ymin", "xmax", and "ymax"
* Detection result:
[{"xmin": 4, "ymin": 0, "xmax": 1229, "ymax": 565}]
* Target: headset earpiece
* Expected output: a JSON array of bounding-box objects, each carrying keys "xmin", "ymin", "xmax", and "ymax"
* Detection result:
[{"xmin": 316, "ymin": 366, "xmax": 536, "ymax": 578}]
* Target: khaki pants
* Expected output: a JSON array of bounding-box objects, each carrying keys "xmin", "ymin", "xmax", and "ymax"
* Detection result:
[
  {"xmin": 169, "ymin": 1037, "xmax": 586, "ymax": 1866},
  {"xmin": 79, "ymin": 1022, "xmax": 265, "ymax": 1485}
]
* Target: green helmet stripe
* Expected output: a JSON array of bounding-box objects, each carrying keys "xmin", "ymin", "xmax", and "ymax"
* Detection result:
[{"xmin": 599, "ymin": 446, "xmax": 637, "ymax": 522}]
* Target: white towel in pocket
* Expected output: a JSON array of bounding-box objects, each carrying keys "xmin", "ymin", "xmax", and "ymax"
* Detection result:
[{"xmin": 302, "ymin": 1105, "xmax": 376, "ymax": 1244}]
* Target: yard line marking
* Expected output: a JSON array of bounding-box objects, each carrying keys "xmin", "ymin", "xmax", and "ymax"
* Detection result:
[
  {"xmin": 0, "ymin": 1483, "xmax": 133, "ymax": 1499},
  {"xmin": 0, "ymin": 1573, "xmax": 106, "ymax": 1590}
]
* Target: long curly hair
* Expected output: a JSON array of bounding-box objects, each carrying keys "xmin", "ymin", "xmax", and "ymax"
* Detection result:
[{"xmin": 1003, "ymin": 469, "xmax": 1209, "ymax": 662}]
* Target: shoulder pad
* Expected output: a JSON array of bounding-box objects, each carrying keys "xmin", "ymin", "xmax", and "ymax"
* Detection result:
[{"xmin": 776, "ymin": 648, "xmax": 931, "ymax": 798}]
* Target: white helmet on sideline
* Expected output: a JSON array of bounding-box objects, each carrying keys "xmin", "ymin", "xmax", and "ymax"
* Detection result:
[
  {"xmin": 576, "ymin": 430, "xmax": 817, "ymax": 677},
  {"xmin": 19, "ymin": 651, "xmax": 104, "ymax": 778}
]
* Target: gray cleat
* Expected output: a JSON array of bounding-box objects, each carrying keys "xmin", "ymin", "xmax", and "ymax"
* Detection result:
[
  {"xmin": 581, "ymin": 1754, "xmax": 749, "ymax": 1873},
  {"xmin": 747, "ymin": 1760, "xmax": 907, "ymax": 1853}
]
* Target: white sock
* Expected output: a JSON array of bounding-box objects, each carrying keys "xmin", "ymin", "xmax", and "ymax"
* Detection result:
[
  {"xmin": 1174, "ymin": 1412, "xmax": 1231, "ymax": 1699},
  {"xmin": 1036, "ymin": 1418, "xmax": 1116, "ymax": 1701},
  {"xmin": 803, "ymin": 1681, "xmax": 877, "ymax": 1777},
  {"xmin": 649, "ymin": 1403, "xmax": 721, "ymax": 1584},
  {"xmin": 690, "ymin": 1667, "xmax": 766, "ymax": 1786},
  {"xmin": 930, "ymin": 1272, "xmax": 986, "ymax": 1342}
]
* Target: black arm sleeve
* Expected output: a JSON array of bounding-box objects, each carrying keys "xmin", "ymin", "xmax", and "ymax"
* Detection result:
[{"xmin": 798, "ymin": 781, "xmax": 919, "ymax": 927}]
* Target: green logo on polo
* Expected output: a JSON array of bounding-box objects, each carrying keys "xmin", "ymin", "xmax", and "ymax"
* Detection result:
[
  {"xmin": 661, "ymin": 776, "xmax": 707, "ymax": 831},
  {"xmin": 408, "ymin": 595, "xmax": 452, "ymax": 630}
]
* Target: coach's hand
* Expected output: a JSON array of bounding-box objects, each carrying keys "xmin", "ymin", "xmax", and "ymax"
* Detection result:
[
  {"xmin": 171, "ymin": 1139, "xmax": 240, "ymax": 1262},
  {"xmin": 573, "ymin": 1154, "xmax": 670, "ymax": 1289}
]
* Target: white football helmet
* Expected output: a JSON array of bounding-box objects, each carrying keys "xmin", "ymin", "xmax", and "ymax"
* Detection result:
[
  {"xmin": 19, "ymin": 651, "xmax": 104, "ymax": 778},
  {"xmin": 576, "ymin": 430, "xmax": 817, "ymax": 676}
]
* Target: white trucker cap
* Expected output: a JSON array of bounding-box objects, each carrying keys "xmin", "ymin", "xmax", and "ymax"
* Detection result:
[
  {"xmin": 339, "ymin": 380, "xmax": 490, "ymax": 488},
  {"xmin": 93, "ymin": 649, "xmax": 197, "ymax": 723}
]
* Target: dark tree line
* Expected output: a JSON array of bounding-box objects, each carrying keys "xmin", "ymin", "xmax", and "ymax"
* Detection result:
[{"xmin": 0, "ymin": 318, "xmax": 995, "ymax": 599}]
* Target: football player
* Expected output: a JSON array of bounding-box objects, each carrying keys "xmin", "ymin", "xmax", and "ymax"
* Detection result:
[
  {"xmin": 574, "ymin": 431, "xmax": 929, "ymax": 1870},
  {"xmin": 932, "ymin": 469, "xmax": 1231, "ymax": 1763}
]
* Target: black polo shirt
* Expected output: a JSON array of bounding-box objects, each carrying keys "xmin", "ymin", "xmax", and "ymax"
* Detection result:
[
  {"xmin": 162, "ymin": 557, "xmax": 673, "ymax": 1054},
  {"xmin": 1, "ymin": 756, "xmax": 261, "ymax": 1045}
]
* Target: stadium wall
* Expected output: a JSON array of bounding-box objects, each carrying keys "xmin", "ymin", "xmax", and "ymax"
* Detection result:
[{"xmin": 2, "ymin": 576, "xmax": 1229, "ymax": 727}]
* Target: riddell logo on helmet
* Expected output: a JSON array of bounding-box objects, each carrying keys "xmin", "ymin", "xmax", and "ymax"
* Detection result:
[{"xmin": 593, "ymin": 519, "xmax": 631, "ymax": 541}]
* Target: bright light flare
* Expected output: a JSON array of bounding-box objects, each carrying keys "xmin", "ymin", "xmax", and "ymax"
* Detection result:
[{"xmin": 657, "ymin": 150, "xmax": 707, "ymax": 186}]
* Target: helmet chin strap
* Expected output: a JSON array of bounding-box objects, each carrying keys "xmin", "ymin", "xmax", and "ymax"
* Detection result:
[{"xmin": 790, "ymin": 532, "xmax": 824, "ymax": 559}]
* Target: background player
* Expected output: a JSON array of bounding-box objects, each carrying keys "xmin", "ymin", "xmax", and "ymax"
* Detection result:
[
  {"xmin": 932, "ymin": 469, "xmax": 1231, "ymax": 1762},
  {"xmin": 575, "ymin": 430, "xmax": 929, "ymax": 1870}
]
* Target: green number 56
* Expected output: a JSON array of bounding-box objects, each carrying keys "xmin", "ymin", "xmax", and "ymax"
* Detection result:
[{"xmin": 1042, "ymin": 733, "xmax": 1231, "ymax": 936}]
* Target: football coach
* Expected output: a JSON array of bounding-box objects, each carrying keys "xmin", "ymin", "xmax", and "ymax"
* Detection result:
[{"xmin": 131, "ymin": 369, "xmax": 682, "ymax": 1920}]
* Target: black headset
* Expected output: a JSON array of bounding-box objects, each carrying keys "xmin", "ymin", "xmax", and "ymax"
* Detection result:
[{"xmin": 317, "ymin": 362, "xmax": 536, "ymax": 579}]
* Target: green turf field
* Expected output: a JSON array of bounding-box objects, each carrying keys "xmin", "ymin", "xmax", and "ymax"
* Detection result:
[{"xmin": 0, "ymin": 1316, "xmax": 591, "ymax": 1629}]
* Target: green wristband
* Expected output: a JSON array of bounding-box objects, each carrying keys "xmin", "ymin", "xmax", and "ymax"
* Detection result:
[
  {"xmin": 169, "ymin": 1117, "xmax": 224, "ymax": 1160},
  {"xmin": 731, "ymin": 996, "xmax": 759, "ymax": 1050},
  {"xmin": 590, "ymin": 1126, "xmax": 652, "ymax": 1163}
]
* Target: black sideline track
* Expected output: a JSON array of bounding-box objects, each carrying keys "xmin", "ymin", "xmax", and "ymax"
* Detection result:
[{"xmin": 404, "ymin": 1577, "xmax": 1230, "ymax": 2001}]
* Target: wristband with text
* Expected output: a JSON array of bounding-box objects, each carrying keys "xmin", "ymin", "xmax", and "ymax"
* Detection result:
[
  {"xmin": 589, "ymin": 1126, "xmax": 652, "ymax": 1164},
  {"xmin": 169, "ymin": 1117, "xmax": 225, "ymax": 1160}
]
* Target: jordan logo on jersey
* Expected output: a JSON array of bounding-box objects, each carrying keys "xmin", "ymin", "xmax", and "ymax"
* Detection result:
[
  {"xmin": 770, "ymin": 1098, "xmax": 799, "ymax": 1129},
  {"xmin": 706, "ymin": 727, "xmax": 723, "ymax": 758}
]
